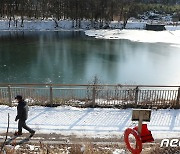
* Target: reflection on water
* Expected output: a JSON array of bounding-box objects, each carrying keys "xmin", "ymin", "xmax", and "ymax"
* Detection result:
[{"xmin": 0, "ymin": 31, "xmax": 180, "ymax": 85}]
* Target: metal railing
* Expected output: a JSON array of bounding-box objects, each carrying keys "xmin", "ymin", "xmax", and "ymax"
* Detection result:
[{"xmin": 0, "ymin": 83, "xmax": 180, "ymax": 108}]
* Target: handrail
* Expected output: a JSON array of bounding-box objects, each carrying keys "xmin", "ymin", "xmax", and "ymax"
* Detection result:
[
  {"xmin": 0, "ymin": 83, "xmax": 180, "ymax": 108},
  {"xmin": 0, "ymin": 83, "xmax": 180, "ymax": 88}
]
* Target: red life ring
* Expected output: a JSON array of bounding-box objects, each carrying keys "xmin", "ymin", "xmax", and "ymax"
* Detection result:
[{"xmin": 124, "ymin": 128, "xmax": 142, "ymax": 154}]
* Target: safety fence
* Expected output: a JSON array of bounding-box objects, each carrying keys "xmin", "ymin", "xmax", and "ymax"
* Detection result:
[{"xmin": 0, "ymin": 84, "xmax": 180, "ymax": 108}]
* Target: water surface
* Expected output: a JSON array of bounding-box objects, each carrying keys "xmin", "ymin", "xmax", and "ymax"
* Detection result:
[{"xmin": 0, "ymin": 31, "xmax": 180, "ymax": 85}]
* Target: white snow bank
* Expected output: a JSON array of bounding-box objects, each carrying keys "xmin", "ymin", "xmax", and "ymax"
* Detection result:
[
  {"xmin": 0, "ymin": 19, "xmax": 91, "ymax": 31},
  {"xmin": 85, "ymin": 29, "xmax": 180, "ymax": 46},
  {"xmin": 0, "ymin": 105, "xmax": 180, "ymax": 139},
  {"xmin": 0, "ymin": 19, "xmax": 151, "ymax": 31},
  {"xmin": 0, "ymin": 19, "xmax": 180, "ymax": 32}
]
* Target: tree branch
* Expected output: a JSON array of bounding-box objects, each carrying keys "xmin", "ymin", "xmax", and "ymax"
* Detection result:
[{"xmin": 0, "ymin": 113, "xmax": 10, "ymax": 152}]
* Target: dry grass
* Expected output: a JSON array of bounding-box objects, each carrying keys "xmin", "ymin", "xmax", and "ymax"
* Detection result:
[
  {"xmin": 2, "ymin": 141, "xmax": 180, "ymax": 154},
  {"xmin": 0, "ymin": 141, "xmax": 127, "ymax": 154},
  {"xmin": 147, "ymin": 145, "xmax": 180, "ymax": 154},
  {"xmin": 1, "ymin": 145, "xmax": 15, "ymax": 154}
]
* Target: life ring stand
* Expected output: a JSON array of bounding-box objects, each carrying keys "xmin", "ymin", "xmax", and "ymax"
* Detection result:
[{"xmin": 124, "ymin": 128, "xmax": 142, "ymax": 154}]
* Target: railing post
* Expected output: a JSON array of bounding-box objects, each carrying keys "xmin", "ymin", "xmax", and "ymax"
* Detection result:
[
  {"xmin": 50, "ymin": 86, "xmax": 53, "ymax": 106},
  {"xmin": 176, "ymin": 87, "xmax": 180, "ymax": 108},
  {"xmin": 7, "ymin": 85, "xmax": 12, "ymax": 107},
  {"xmin": 92, "ymin": 85, "xmax": 96, "ymax": 107},
  {"xmin": 135, "ymin": 86, "xmax": 139, "ymax": 106}
]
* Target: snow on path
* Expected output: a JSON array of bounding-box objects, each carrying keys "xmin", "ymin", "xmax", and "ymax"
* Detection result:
[{"xmin": 0, "ymin": 105, "xmax": 180, "ymax": 139}]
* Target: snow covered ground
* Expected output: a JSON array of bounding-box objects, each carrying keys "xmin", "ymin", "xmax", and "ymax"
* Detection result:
[
  {"xmin": 0, "ymin": 105, "xmax": 180, "ymax": 140},
  {"xmin": 0, "ymin": 19, "xmax": 179, "ymax": 31},
  {"xmin": 0, "ymin": 19, "xmax": 144, "ymax": 31},
  {"xmin": 85, "ymin": 28, "xmax": 180, "ymax": 46}
]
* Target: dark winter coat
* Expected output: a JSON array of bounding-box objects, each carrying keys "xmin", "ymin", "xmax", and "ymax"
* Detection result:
[{"xmin": 16, "ymin": 100, "xmax": 28, "ymax": 120}]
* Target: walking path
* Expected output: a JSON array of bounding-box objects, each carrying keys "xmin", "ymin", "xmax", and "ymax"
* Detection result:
[{"xmin": 0, "ymin": 105, "xmax": 180, "ymax": 140}]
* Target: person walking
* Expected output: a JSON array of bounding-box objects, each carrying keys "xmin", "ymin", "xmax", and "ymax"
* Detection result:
[{"xmin": 14, "ymin": 95, "xmax": 35, "ymax": 137}]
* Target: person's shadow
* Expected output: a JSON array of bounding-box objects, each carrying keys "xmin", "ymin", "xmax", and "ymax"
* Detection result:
[
  {"xmin": 16, "ymin": 136, "xmax": 31, "ymax": 145},
  {"xmin": 4, "ymin": 136, "xmax": 17, "ymax": 145}
]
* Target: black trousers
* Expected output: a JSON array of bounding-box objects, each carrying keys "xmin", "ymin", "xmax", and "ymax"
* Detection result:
[{"xmin": 18, "ymin": 119, "xmax": 34, "ymax": 133}]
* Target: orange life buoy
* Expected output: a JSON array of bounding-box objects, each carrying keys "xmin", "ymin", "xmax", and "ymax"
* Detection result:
[{"xmin": 124, "ymin": 128, "xmax": 142, "ymax": 154}]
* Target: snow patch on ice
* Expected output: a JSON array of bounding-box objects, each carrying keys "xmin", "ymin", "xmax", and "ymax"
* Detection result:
[{"xmin": 85, "ymin": 29, "xmax": 180, "ymax": 47}]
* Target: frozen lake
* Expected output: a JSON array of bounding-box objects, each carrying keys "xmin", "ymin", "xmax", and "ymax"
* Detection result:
[{"xmin": 0, "ymin": 30, "xmax": 180, "ymax": 85}]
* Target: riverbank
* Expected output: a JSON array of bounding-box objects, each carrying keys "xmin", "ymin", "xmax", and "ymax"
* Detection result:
[
  {"xmin": 0, "ymin": 19, "xmax": 179, "ymax": 31},
  {"xmin": 0, "ymin": 19, "xmax": 143, "ymax": 31}
]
